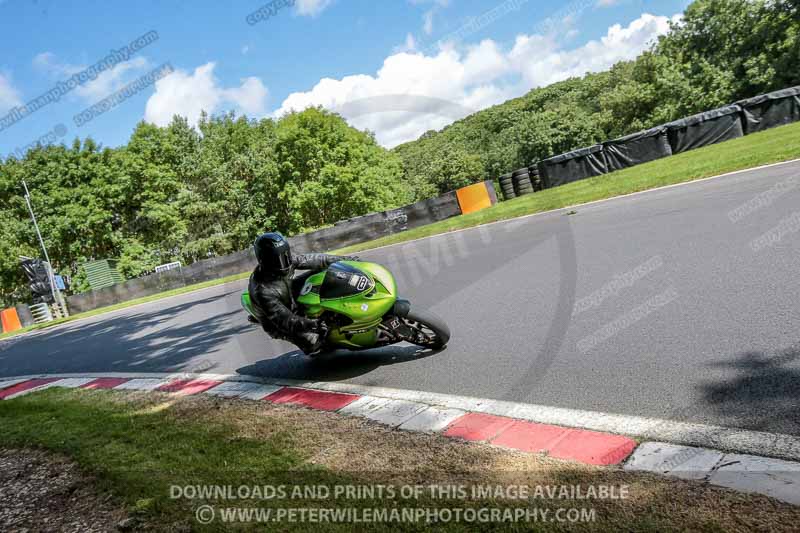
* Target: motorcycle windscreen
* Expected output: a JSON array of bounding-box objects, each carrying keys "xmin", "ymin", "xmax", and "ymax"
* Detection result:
[{"xmin": 319, "ymin": 262, "xmax": 374, "ymax": 300}]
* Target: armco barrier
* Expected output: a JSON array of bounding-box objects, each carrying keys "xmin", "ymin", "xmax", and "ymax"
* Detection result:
[{"xmin": 66, "ymin": 191, "xmax": 464, "ymax": 314}]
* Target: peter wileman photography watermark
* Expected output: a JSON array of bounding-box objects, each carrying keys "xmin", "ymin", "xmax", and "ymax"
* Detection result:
[
  {"xmin": 572, "ymin": 256, "xmax": 663, "ymax": 316},
  {"xmin": 9, "ymin": 123, "xmax": 68, "ymax": 160},
  {"xmin": 577, "ymin": 287, "xmax": 679, "ymax": 354},
  {"xmin": 73, "ymin": 63, "xmax": 175, "ymax": 127},
  {"xmin": 420, "ymin": 0, "xmax": 595, "ymax": 55},
  {"xmin": 0, "ymin": 30, "xmax": 159, "ymax": 132},
  {"xmin": 171, "ymin": 483, "xmax": 624, "ymax": 525},
  {"xmin": 246, "ymin": 0, "xmax": 295, "ymax": 26},
  {"xmin": 749, "ymin": 211, "xmax": 800, "ymax": 252},
  {"xmin": 728, "ymin": 174, "xmax": 800, "ymax": 223}
]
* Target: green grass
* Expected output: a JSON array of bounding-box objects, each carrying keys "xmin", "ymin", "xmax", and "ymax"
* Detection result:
[
  {"xmin": 0, "ymin": 389, "xmax": 352, "ymax": 531},
  {"xmin": 0, "ymin": 389, "xmax": 583, "ymax": 531},
  {"xmin": 4, "ymin": 121, "xmax": 799, "ymax": 340},
  {"xmin": 2, "ymin": 389, "xmax": 798, "ymax": 531}
]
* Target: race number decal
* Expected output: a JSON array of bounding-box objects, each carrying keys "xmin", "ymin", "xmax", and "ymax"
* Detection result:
[{"xmin": 356, "ymin": 276, "xmax": 368, "ymax": 291}]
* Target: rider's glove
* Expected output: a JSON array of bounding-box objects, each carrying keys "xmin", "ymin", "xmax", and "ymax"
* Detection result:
[
  {"xmin": 304, "ymin": 318, "xmax": 326, "ymax": 334},
  {"xmin": 345, "ymin": 255, "xmax": 360, "ymax": 262}
]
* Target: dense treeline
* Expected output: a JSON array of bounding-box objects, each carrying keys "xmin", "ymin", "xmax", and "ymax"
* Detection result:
[
  {"xmin": 1, "ymin": 0, "xmax": 798, "ymax": 306},
  {"xmin": 393, "ymin": 0, "xmax": 800, "ymax": 191},
  {"xmin": 0, "ymin": 110, "xmax": 410, "ymax": 304}
]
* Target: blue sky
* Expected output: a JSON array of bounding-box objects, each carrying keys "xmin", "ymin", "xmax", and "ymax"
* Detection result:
[{"xmin": 0, "ymin": 0, "xmax": 691, "ymax": 156}]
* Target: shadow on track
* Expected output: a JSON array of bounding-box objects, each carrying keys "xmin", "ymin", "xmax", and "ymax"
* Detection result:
[
  {"xmin": 0, "ymin": 289, "xmax": 249, "ymax": 377},
  {"xmin": 697, "ymin": 346, "xmax": 800, "ymax": 435},
  {"xmin": 236, "ymin": 344, "xmax": 443, "ymax": 382}
]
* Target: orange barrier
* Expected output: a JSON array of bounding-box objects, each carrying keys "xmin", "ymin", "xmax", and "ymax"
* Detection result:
[
  {"xmin": 456, "ymin": 181, "xmax": 495, "ymax": 215},
  {"xmin": 1, "ymin": 307, "xmax": 22, "ymax": 333}
]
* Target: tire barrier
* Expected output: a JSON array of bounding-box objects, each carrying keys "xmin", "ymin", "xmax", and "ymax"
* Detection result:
[
  {"xmin": 501, "ymin": 85, "xmax": 800, "ymax": 192},
  {"xmin": 538, "ymin": 144, "xmax": 607, "ymax": 189},
  {"xmin": 738, "ymin": 86, "xmax": 800, "ymax": 135},
  {"xmin": 665, "ymin": 104, "xmax": 744, "ymax": 154},
  {"xmin": 528, "ymin": 166, "xmax": 543, "ymax": 192},
  {"xmin": 603, "ymin": 125, "xmax": 673, "ymax": 172},
  {"xmin": 499, "ymin": 173, "xmax": 515, "ymax": 201},
  {"xmin": 512, "ymin": 168, "xmax": 535, "ymax": 197}
]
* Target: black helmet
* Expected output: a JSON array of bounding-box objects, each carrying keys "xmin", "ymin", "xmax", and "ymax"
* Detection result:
[{"xmin": 254, "ymin": 232, "xmax": 292, "ymax": 275}]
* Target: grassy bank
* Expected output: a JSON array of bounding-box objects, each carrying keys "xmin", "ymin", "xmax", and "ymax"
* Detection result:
[
  {"xmin": 1, "ymin": 388, "xmax": 798, "ymax": 531},
  {"xmin": 336, "ymin": 121, "xmax": 800, "ymax": 253},
  {"xmin": 4, "ymin": 122, "xmax": 799, "ymax": 340}
]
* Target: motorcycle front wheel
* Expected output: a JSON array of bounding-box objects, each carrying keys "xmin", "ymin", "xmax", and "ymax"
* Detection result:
[{"xmin": 401, "ymin": 309, "xmax": 450, "ymax": 349}]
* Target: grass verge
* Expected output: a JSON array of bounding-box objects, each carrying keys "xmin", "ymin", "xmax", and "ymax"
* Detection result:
[
  {"xmin": 1, "ymin": 388, "xmax": 798, "ymax": 531},
  {"xmin": 4, "ymin": 122, "xmax": 799, "ymax": 340}
]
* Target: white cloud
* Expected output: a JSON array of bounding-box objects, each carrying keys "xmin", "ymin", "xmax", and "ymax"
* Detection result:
[
  {"xmin": 596, "ymin": 0, "xmax": 620, "ymax": 6},
  {"xmin": 0, "ymin": 73, "xmax": 22, "ymax": 112},
  {"xmin": 295, "ymin": 0, "xmax": 332, "ymax": 16},
  {"xmin": 144, "ymin": 62, "xmax": 268, "ymax": 126},
  {"xmin": 77, "ymin": 57, "xmax": 152, "ymax": 102},
  {"xmin": 423, "ymin": 10, "xmax": 435, "ymax": 35},
  {"xmin": 394, "ymin": 33, "xmax": 418, "ymax": 53},
  {"xmin": 32, "ymin": 51, "xmax": 151, "ymax": 103},
  {"xmin": 273, "ymin": 13, "xmax": 676, "ymax": 147},
  {"xmin": 223, "ymin": 76, "xmax": 269, "ymax": 115}
]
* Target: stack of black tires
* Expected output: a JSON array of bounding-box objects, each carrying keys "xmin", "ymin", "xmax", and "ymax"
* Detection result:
[
  {"xmin": 528, "ymin": 165, "xmax": 544, "ymax": 191},
  {"xmin": 499, "ymin": 165, "xmax": 544, "ymax": 201},
  {"xmin": 499, "ymin": 173, "xmax": 515, "ymax": 200}
]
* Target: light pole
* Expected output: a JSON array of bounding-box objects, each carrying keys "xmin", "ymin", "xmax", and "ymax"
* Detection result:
[{"xmin": 22, "ymin": 180, "xmax": 67, "ymax": 316}]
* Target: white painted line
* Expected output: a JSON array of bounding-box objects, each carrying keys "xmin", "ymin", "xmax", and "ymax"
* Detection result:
[
  {"xmin": 238, "ymin": 385, "xmax": 283, "ymax": 401},
  {"xmin": 338, "ymin": 396, "xmax": 392, "ymax": 418},
  {"xmin": 399, "ymin": 406, "xmax": 466, "ymax": 433},
  {"xmin": 6, "ymin": 371, "xmax": 800, "ymax": 506},
  {"xmin": 709, "ymin": 453, "xmax": 800, "ymax": 506},
  {"xmin": 291, "ymin": 380, "xmax": 800, "ymax": 462},
  {"xmin": 0, "ymin": 379, "xmax": 28, "ymax": 390},
  {"xmin": 624, "ymin": 442, "xmax": 725, "ymax": 481},
  {"xmin": 4, "ymin": 381, "xmax": 63, "ymax": 400},
  {"xmin": 36, "ymin": 378, "xmax": 95, "ymax": 390},
  {"xmin": 6, "ymin": 372, "xmax": 800, "ymax": 463},
  {"xmin": 204, "ymin": 381, "xmax": 275, "ymax": 399},
  {"xmin": 359, "ymin": 399, "xmax": 429, "ymax": 428},
  {"xmin": 113, "ymin": 378, "xmax": 171, "ymax": 391}
]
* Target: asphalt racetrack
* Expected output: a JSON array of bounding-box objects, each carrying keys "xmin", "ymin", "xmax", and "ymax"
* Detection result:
[{"xmin": 3, "ymin": 161, "xmax": 800, "ymax": 436}]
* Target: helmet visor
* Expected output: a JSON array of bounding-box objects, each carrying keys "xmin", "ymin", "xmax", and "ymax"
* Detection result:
[{"xmin": 277, "ymin": 250, "xmax": 291, "ymax": 272}]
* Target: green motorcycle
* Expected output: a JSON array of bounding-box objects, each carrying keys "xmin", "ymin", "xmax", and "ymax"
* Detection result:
[{"xmin": 241, "ymin": 260, "xmax": 450, "ymax": 352}]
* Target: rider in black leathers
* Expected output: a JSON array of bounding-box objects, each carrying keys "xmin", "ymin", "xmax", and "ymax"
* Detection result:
[{"xmin": 248, "ymin": 232, "xmax": 358, "ymax": 355}]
